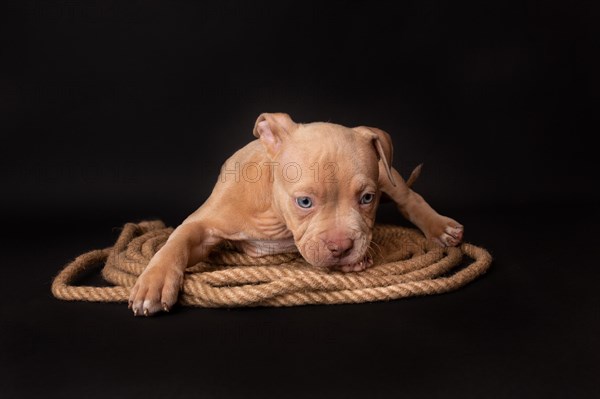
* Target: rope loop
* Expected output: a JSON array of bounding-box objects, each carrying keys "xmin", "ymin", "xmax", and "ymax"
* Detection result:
[{"xmin": 52, "ymin": 221, "xmax": 492, "ymax": 308}]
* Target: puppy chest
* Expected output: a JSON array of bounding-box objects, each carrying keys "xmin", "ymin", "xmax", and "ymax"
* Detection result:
[{"xmin": 231, "ymin": 238, "xmax": 298, "ymax": 257}]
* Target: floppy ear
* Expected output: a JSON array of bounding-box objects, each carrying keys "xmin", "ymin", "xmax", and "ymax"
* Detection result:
[
  {"xmin": 252, "ymin": 113, "xmax": 297, "ymax": 157},
  {"xmin": 353, "ymin": 126, "xmax": 396, "ymax": 187}
]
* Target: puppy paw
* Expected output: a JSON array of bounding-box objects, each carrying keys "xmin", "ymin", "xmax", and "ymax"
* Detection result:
[
  {"xmin": 128, "ymin": 265, "xmax": 183, "ymax": 316},
  {"xmin": 429, "ymin": 217, "xmax": 464, "ymax": 247}
]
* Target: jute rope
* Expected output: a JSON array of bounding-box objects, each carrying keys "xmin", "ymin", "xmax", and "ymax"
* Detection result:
[{"xmin": 51, "ymin": 220, "xmax": 492, "ymax": 308}]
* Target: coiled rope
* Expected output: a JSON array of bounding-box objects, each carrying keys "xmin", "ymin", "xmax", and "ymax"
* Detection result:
[{"xmin": 51, "ymin": 220, "xmax": 492, "ymax": 308}]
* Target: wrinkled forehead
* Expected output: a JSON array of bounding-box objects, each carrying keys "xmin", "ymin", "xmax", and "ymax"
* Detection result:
[
  {"xmin": 285, "ymin": 123, "xmax": 377, "ymax": 164},
  {"xmin": 277, "ymin": 123, "xmax": 379, "ymax": 187}
]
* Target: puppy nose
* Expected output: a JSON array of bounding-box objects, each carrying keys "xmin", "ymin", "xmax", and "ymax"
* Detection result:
[{"xmin": 326, "ymin": 238, "xmax": 353, "ymax": 257}]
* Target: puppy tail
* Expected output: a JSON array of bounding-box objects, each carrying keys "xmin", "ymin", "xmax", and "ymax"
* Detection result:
[{"xmin": 406, "ymin": 163, "xmax": 423, "ymax": 188}]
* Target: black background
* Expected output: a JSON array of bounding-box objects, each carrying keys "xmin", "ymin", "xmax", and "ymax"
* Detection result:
[{"xmin": 1, "ymin": 1, "xmax": 599, "ymax": 398}]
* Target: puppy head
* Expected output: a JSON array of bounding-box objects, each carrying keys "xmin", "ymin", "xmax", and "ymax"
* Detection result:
[{"xmin": 253, "ymin": 113, "xmax": 394, "ymax": 270}]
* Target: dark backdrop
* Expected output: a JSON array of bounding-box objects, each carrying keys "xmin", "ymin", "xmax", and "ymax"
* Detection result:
[
  {"xmin": 1, "ymin": 1, "xmax": 599, "ymax": 398},
  {"xmin": 2, "ymin": 0, "xmax": 598, "ymax": 219}
]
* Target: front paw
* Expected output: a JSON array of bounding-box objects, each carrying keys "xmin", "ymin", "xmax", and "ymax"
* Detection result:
[
  {"xmin": 428, "ymin": 216, "xmax": 464, "ymax": 247},
  {"xmin": 128, "ymin": 265, "xmax": 183, "ymax": 317}
]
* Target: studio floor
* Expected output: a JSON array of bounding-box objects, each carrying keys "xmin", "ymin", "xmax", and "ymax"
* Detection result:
[{"xmin": 1, "ymin": 203, "xmax": 598, "ymax": 398}]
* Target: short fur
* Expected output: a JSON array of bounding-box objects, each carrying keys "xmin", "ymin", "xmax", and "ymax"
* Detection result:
[{"xmin": 129, "ymin": 113, "xmax": 463, "ymax": 316}]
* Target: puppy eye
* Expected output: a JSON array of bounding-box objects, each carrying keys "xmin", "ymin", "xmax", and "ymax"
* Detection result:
[
  {"xmin": 360, "ymin": 193, "xmax": 375, "ymax": 205},
  {"xmin": 296, "ymin": 196, "xmax": 313, "ymax": 209}
]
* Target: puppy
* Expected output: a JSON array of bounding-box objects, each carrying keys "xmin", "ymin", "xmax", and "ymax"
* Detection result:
[{"xmin": 129, "ymin": 113, "xmax": 463, "ymax": 316}]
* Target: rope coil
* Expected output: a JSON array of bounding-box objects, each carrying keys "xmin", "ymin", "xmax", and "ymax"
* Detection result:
[{"xmin": 51, "ymin": 220, "xmax": 492, "ymax": 308}]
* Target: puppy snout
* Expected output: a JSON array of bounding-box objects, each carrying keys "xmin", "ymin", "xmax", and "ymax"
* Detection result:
[{"xmin": 326, "ymin": 238, "xmax": 353, "ymax": 258}]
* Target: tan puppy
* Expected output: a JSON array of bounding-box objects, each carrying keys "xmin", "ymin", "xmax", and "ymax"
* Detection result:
[{"xmin": 129, "ymin": 113, "xmax": 464, "ymax": 316}]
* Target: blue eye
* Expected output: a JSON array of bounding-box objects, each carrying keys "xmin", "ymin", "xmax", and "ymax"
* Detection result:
[
  {"xmin": 296, "ymin": 196, "xmax": 313, "ymax": 209},
  {"xmin": 360, "ymin": 193, "xmax": 375, "ymax": 205}
]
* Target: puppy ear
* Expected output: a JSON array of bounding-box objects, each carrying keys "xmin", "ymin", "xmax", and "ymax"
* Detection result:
[
  {"xmin": 253, "ymin": 113, "xmax": 297, "ymax": 156},
  {"xmin": 353, "ymin": 126, "xmax": 396, "ymax": 187}
]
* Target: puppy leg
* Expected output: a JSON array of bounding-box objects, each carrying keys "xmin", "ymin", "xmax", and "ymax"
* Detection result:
[
  {"xmin": 381, "ymin": 168, "xmax": 464, "ymax": 247},
  {"xmin": 128, "ymin": 222, "xmax": 221, "ymax": 316}
]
